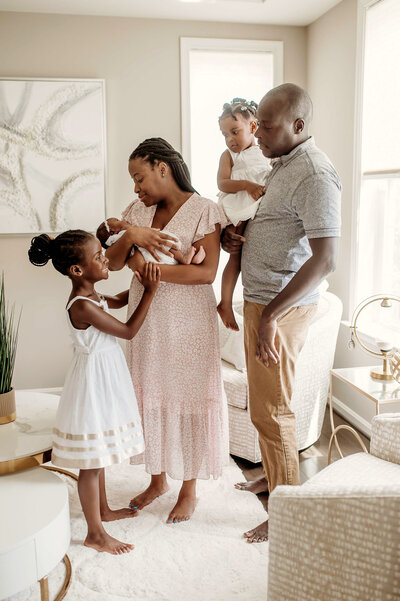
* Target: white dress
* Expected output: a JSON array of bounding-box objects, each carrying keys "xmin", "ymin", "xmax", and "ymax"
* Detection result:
[
  {"xmin": 51, "ymin": 296, "xmax": 144, "ymax": 470},
  {"xmin": 218, "ymin": 145, "xmax": 270, "ymax": 226}
]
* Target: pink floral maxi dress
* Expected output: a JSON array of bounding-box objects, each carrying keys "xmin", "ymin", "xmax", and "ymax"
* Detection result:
[{"xmin": 122, "ymin": 194, "xmax": 229, "ymax": 480}]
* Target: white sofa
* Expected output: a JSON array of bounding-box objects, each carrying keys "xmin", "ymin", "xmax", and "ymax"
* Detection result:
[
  {"xmin": 267, "ymin": 413, "xmax": 400, "ymax": 601},
  {"xmin": 221, "ymin": 291, "xmax": 343, "ymax": 462}
]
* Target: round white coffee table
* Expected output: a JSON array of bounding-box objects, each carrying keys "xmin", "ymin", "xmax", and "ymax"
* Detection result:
[
  {"xmin": 0, "ymin": 390, "xmax": 60, "ymax": 475},
  {"xmin": 0, "ymin": 467, "xmax": 71, "ymax": 600}
]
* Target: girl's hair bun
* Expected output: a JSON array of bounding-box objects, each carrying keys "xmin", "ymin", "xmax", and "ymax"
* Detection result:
[
  {"xmin": 28, "ymin": 234, "xmax": 54, "ymax": 267},
  {"xmin": 219, "ymin": 97, "xmax": 258, "ymax": 121}
]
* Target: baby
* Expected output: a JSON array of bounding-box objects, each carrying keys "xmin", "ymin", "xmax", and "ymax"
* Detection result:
[{"xmin": 96, "ymin": 218, "xmax": 206, "ymax": 265}]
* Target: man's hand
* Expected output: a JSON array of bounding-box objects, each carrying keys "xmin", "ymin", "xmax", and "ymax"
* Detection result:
[
  {"xmin": 256, "ymin": 314, "xmax": 279, "ymax": 367},
  {"xmin": 221, "ymin": 223, "xmax": 246, "ymax": 254}
]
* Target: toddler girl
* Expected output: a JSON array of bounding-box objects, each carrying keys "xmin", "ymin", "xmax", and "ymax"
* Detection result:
[
  {"xmin": 217, "ymin": 97, "xmax": 270, "ymax": 331},
  {"xmin": 97, "ymin": 217, "xmax": 206, "ymax": 265},
  {"xmin": 28, "ymin": 230, "xmax": 160, "ymax": 555}
]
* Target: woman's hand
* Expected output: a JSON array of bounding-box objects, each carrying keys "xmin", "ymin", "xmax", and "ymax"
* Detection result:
[
  {"xmin": 129, "ymin": 226, "xmax": 179, "ymax": 261},
  {"xmin": 245, "ymin": 181, "xmax": 266, "ymax": 201},
  {"xmin": 135, "ymin": 262, "xmax": 161, "ymax": 294}
]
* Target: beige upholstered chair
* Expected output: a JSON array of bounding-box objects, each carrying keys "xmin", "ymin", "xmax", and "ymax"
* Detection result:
[
  {"xmin": 221, "ymin": 291, "xmax": 343, "ymax": 462},
  {"xmin": 267, "ymin": 413, "xmax": 400, "ymax": 601}
]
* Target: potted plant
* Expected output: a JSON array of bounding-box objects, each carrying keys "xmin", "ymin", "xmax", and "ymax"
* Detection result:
[{"xmin": 0, "ymin": 273, "xmax": 21, "ymax": 424}]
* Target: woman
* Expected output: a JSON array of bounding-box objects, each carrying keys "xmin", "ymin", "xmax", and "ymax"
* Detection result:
[{"xmin": 106, "ymin": 138, "xmax": 228, "ymax": 524}]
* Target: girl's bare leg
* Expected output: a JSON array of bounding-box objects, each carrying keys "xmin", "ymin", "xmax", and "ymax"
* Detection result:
[
  {"xmin": 129, "ymin": 473, "xmax": 170, "ymax": 510},
  {"xmin": 217, "ymin": 222, "xmax": 246, "ymax": 331},
  {"xmin": 78, "ymin": 468, "xmax": 134, "ymax": 554},
  {"xmin": 167, "ymin": 479, "xmax": 198, "ymax": 524},
  {"xmin": 98, "ymin": 468, "xmax": 139, "ymax": 521}
]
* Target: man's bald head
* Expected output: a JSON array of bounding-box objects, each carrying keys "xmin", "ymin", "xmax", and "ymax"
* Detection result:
[
  {"xmin": 255, "ymin": 84, "xmax": 313, "ymax": 158},
  {"xmin": 262, "ymin": 83, "xmax": 313, "ymax": 125}
]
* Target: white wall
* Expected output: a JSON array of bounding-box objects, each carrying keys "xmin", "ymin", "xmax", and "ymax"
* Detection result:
[
  {"xmin": 0, "ymin": 11, "xmax": 307, "ymax": 389},
  {"xmin": 307, "ymin": 0, "xmax": 398, "ymax": 432}
]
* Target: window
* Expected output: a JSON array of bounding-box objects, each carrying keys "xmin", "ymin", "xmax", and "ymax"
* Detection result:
[
  {"xmin": 352, "ymin": 0, "xmax": 400, "ymax": 343},
  {"xmin": 180, "ymin": 38, "xmax": 283, "ymax": 300},
  {"xmin": 180, "ymin": 38, "xmax": 283, "ymax": 199}
]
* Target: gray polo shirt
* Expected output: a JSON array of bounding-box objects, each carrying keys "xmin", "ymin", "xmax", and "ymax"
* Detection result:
[{"xmin": 241, "ymin": 137, "xmax": 341, "ymax": 306}]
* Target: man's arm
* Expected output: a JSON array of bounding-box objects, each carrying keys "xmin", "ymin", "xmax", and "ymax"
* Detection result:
[{"xmin": 256, "ymin": 237, "xmax": 339, "ymax": 366}]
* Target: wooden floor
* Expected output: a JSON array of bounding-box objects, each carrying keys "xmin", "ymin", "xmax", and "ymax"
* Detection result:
[{"xmin": 232, "ymin": 408, "xmax": 370, "ymax": 512}]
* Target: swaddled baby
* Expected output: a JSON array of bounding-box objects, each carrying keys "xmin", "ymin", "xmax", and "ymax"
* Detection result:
[{"xmin": 96, "ymin": 218, "xmax": 206, "ymax": 265}]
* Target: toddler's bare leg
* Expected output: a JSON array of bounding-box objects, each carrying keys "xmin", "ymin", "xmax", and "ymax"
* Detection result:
[
  {"xmin": 217, "ymin": 254, "xmax": 241, "ymax": 331},
  {"xmin": 217, "ymin": 221, "xmax": 247, "ymax": 331},
  {"xmin": 78, "ymin": 468, "xmax": 134, "ymax": 554}
]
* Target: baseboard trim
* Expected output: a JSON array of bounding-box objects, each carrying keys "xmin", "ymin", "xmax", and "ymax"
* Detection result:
[{"xmin": 331, "ymin": 395, "xmax": 371, "ymax": 438}]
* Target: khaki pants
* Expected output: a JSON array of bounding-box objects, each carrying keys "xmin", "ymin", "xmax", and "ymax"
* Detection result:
[{"xmin": 244, "ymin": 301, "xmax": 318, "ymax": 493}]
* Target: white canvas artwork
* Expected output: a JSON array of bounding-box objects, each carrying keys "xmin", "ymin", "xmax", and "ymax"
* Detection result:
[{"xmin": 0, "ymin": 78, "xmax": 106, "ymax": 234}]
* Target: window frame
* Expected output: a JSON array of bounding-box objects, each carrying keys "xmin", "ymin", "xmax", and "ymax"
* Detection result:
[
  {"xmin": 351, "ymin": 0, "xmax": 400, "ymax": 313},
  {"xmin": 180, "ymin": 37, "xmax": 284, "ymax": 173}
]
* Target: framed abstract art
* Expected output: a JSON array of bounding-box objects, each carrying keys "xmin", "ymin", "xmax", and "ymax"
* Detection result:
[{"xmin": 0, "ymin": 78, "xmax": 106, "ymax": 234}]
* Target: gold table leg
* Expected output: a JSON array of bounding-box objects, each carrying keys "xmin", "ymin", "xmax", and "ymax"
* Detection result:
[
  {"xmin": 328, "ymin": 425, "xmax": 368, "ymax": 465},
  {"xmin": 40, "ymin": 576, "xmax": 49, "ymax": 601},
  {"xmin": 39, "ymin": 554, "xmax": 72, "ymax": 601},
  {"xmin": 329, "ymin": 372, "xmax": 344, "ymax": 460},
  {"xmin": 41, "ymin": 465, "xmax": 78, "ymax": 481}
]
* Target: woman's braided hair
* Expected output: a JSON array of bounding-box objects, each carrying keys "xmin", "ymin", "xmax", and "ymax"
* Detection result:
[
  {"xmin": 129, "ymin": 137, "xmax": 197, "ymax": 194},
  {"xmin": 219, "ymin": 97, "xmax": 258, "ymax": 122},
  {"xmin": 28, "ymin": 230, "xmax": 94, "ymax": 275}
]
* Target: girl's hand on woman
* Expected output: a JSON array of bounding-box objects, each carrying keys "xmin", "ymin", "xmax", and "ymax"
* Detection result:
[
  {"xmin": 245, "ymin": 181, "xmax": 266, "ymax": 201},
  {"xmin": 135, "ymin": 262, "xmax": 161, "ymax": 294},
  {"xmin": 128, "ymin": 226, "xmax": 179, "ymax": 261}
]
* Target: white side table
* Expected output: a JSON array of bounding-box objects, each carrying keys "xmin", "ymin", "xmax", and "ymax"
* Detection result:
[
  {"xmin": 0, "ymin": 390, "xmax": 60, "ymax": 475},
  {"xmin": 328, "ymin": 366, "xmax": 400, "ymax": 461},
  {"xmin": 0, "ymin": 467, "xmax": 71, "ymax": 601}
]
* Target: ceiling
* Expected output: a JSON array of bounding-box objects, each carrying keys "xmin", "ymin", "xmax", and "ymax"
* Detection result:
[{"xmin": 0, "ymin": 0, "xmax": 343, "ymax": 27}]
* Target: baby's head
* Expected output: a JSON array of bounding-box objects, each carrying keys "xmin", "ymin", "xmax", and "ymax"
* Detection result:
[
  {"xmin": 219, "ymin": 98, "xmax": 258, "ymax": 153},
  {"xmin": 96, "ymin": 218, "xmax": 130, "ymax": 249}
]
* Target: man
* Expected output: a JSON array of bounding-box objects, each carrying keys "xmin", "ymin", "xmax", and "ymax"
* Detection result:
[{"xmin": 222, "ymin": 83, "xmax": 341, "ymax": 543}]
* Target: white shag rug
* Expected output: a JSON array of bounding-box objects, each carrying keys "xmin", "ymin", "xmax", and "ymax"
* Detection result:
[{"xmin": 8, "ymin": 459, "xmax": 269, "ymax": 601}]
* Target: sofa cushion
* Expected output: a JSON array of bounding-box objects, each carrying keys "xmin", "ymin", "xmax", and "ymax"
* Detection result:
[{"xmin": 221, "ymin": 360, "xmax": 248, "ymax": 410}]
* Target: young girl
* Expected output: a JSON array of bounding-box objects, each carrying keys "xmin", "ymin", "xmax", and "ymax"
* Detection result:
[
  {"xmin": 217, "ymin": 97, "xmax": 270, "ymax": 331},
  {"xmin": 28, "ymin": 230, "xmax": 160, "ymax": 555},
  {"xmin": 106, "ymin": 138, "xmax": 228, "ymax": 524}
]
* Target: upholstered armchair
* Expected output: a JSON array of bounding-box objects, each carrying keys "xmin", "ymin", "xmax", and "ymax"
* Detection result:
[{"xmin": 267, "ymin": 413, "xmax": 400, "ymax": 601}]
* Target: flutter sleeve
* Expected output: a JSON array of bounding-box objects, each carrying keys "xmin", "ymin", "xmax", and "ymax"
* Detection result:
[
  {"xmin": 193, "ymin": 198, "xmax": 229, "ymax": 243},
  {"xmin": 121, "ymin": 199, "xmax": 142, "ymax": 225}
]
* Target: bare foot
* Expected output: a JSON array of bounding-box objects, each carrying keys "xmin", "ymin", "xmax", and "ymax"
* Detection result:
[
  {"xmin": 244, "ymin": 520, "xmax": 269, "ymax": 543},
  {"xmin": 191, "ymin": 245, "xmax": 206, "ymax": 264},
  {"xmin": 181, "ymin": 246, "xmax": 197, "ymax": 264},
  {"xmin": 217, "ymin": 301, "xmax": 239, "ymax": 331},
  {"xmin": 167, "ymin": 492, "xmax": 198, "ymax": 523},
  {"xmin": 234, "ymin": 477, "xmax": 268, "ymax": 495},
  {"xmin": 101, "ymin": 507, "xmax": 139, "ymax": 522},
  {"xmin": 84, "ymin": 531, "xmax": 134, "ymax": 554},
  {"xmin": 129, "ymin": 481, "xmax": 169, "ymax": 510}
]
